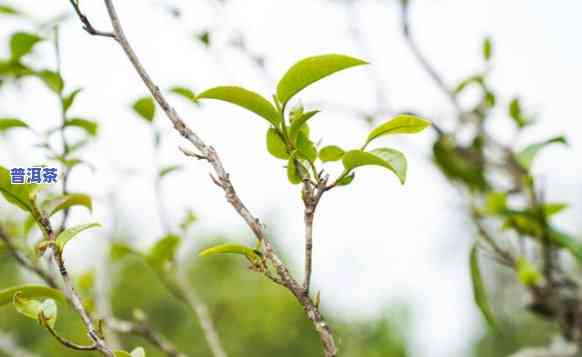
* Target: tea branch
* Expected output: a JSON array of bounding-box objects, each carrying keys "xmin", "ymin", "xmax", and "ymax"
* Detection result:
[{"xmin": 68, "ymin": 1, "xmax": 338, "ymax": 355}]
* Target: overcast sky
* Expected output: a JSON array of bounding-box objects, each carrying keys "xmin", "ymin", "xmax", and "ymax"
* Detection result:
[{"xmin": 2, "ymin": 1, "xmax": 582, "ymax": 356}]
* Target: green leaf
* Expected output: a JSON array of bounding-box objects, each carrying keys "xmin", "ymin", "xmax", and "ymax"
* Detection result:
[
  {"xmin": 342, "ymin": 148, "xmax": 407, "ymax": 184},
  {"xmin": 198, "ymin": 243, "xmax": 260, "ymax": 261},
  {"xmin": 114, "ymin": 352, "xmax": 133, "ymax": 357},
  {"xmin": 197, "ymin": 86, "xmax": 280, "ymax": 126},
  {"xmin": 483, "ymin": 37, "xmax": 493, "ymax": 61},
  {"xmin": 10, "ymin": 32, "xmax": 42, "ymax": 59},
  {"xmin": 516, "ymin": 257, "xmax": 541, "ymax": 286},
  {"xmin": 0, "ymin": 165, "xmax": 41, "ymax": 212},
  {"xmin": 147, "ymin": 234, "xmax": 181, "ymax": 270},
  {"xmin": 159, "ymin": 165, "xmax": 182, "ymax": 178},
  {"xmin": 516, "ymin": 136, "xmax": 567, "ymax": 171},
  {"xmin": 37, "ymin": 70, "xmax": 64, "ymax": 94},
  {"xmin": 63, "ymin": 88, "xmax": 82, "ymax": 112},
  {"xmin": 549, "ymin": 228, "xmax": 582, "ymax": 263},
  {"xmin": 65, "ymin": 118, "xmax": 98, "ymax": 136},
  {"xmin": 319, "ymin": 145, "xmax": 345, "ymax": 162},
  {"xmin": 45, "ymin": 193, "xmax": 92, "ymax": 216},
  {"xmin": 453, "ymin": 75, "xmax": 484, "ymax": 95},
  {"xmin": 287, "ymin": 156, "xmax": 302, "ymax": 185},
  {"xmin": 197, "ymin": 31, "xmax": 211, "ymax": 47},
  {"xmin": 266, "ymin": 128, "xmax": 289, "ymax": 159},
  {"xmin": 336, "ymin": 172, "xmax": 355, "ymax": 186},
  {"xmin": 13, "ymin": 293, "xmax": 42, "ymax": 320},
  {"xmin": 0, "ymin": 285, "xmax": 65, "ymax": 306},
  {"xmin": 481, "ymin": 192, "xmax": 507, "ymax": 216},
  {"xmin": 296, "ymin": 132, "xmax": 317, "ymax": 162},
  {"xmin": 0, "ymin": 5, "xmax": 20, "ymax": 15},
  {"xmin": 366, "ymin": 115, "xmax": 431, "ymax": 145},
  {"xmin": 0, "ymin": 118, "xmax": 28, "ymax": 132},
  {"xmin": 179, "ymin": 209, "xmax": 198, "ymax": 231},
  {"xmin": 544, "ymin": 203, "xmax": 568, "ymax": 217},
  {"xmin": 110, "ymin": 242, "xmax": 139, "ymax": 262},
  {"xmin": 130, "ymin": 347, "xmax": 146, "ymax": 357},
  {"xmin": 132, "ymin": 97, "xmax": 156, "ymax": 122},
  {"xmin": 470, "ymin": 245, "xmax": 497, "ymax": 330},
  {"xmin": 55, "ymin": 223, "xmax": 101, "ymax": 251},
  {"xmin": 288, "ymin": 110, "xmax": 319, "ymax": 143},
  {"xmin": 276, "ymin": 54, "xmax": 368, "ymax": 106},
  {"xmin": 38, "ymin": 298, "xmax": 58, "ymax": 328},
  {"xmin": 170, "ymin": 86, "xmax": 197, "ymax": 103},
  {"xmin": 508, "ymin": 98, "xmax": 532, "ymax": 128}
]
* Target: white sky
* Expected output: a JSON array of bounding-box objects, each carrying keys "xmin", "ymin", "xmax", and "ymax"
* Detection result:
[{"xmin": 2, "ymin": 1, "xmax": 582, "ymax": 356}]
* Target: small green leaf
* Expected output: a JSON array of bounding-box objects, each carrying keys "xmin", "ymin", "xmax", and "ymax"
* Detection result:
[
  {"xmin": 544, "ymin": 203, "xmax": 568, "ymax": 217},
  {"xmin": 266, "ymin": 128, "xmax": 289, "ymax": 159},
  {"xmin": 549, "ymin": 228, "xmax": 582, "ymax": 263},
  {"xmin": 63, "ymin": 88, "xmax": 82, "ymax": 112},
  {"xmin": 37, "ymin": 70, "xmax": 64, "ymax": 94},
  {"xmin": 65, "ymin": 118, "xmax": 98, "ymax": 137},
  {"xmin": 199, "ymin": 243, "xmax": 260, "ymax": 261},
  {"xmin": 0, "ymin": 118, "xmax": 28, "ymax": 132},
  {"xmin": 13, "ymin": 293, "xmax": 42, "ymax": 320},
  {"xmin": 508, "ymin": 98, "xmax": 531, "ymax": 128},
  {"xmin": 130, "ymin": 347, "xmax": 146, "ymax": 357},
  {"xmin": 470, "ymin": 245, "xmax": 497, "ymax": 330},
  {"xmin": 481, "ymin": 192, "xmax": 507, "ymax": 216},
  {"xmin": 276, "ymin": 54, "xmax": 368, "ymax": 106},
  {"xmin": 319, "ymin": 145, "xmax": 345, "ymax": 162},
  {"xmin": 0, "ymin": 165, "xmax": 41, "ymax": 212},
  {"xmin": 366, "ymin": 115, "xmax": 431, "ymax": 145},
  {"xmin": 114, "ymin": 351, "xmax": 133, "ymax": 357},
  {"xmin": 197, "ymin": 31, "xmax": 211, "ymax": 47},
  {"xmin": 296, "ymin": 132, "xmax": 317, "ymax": 162},
  {"xmin": 132, "ymin": 97, "xmax": 156, "ymax": 122},
  {"xmin": 516, "ymin": 136, "xmax": 567, "ymax": 171},
  {"xmin": 336, "ymin": 172, "xmax": 355, "ymax": 186},
  {"xmin": 483, "ymin": 37, "xmax": 493, "ymax": 61},
  {"xmin": 159, "ymin": 165, "xmax": 182, "ymax": 178},
  {"xmin": 287, "ymin": 156, "xmax": 302, "ymax": 185},
  {"xmin": 55, "ymin": 223, "xmax": 101, "ymax": 251},
  {"xmin": 197, "ymin": 86, "xmax": 280, "ymax": 126},
  {"xmin": 0, "ymin": 285, "xmax": 65, "ymax": 306},
  {"xmin": 10, "ymin": 32, "xmax": 42, "ymax": 59},
  {"xmin": 288, "ymin": 110, "xmax": 319, "ymax": 143},
  {"xmin": 170, "ymin": 86, "xmax": 197, "ymax": 103},
  {"xmin": 147, "ymin": 234, "xmax": 181, "ymax": 270},
  {"xmin": 453, "ymin": 75, "xmax": 484, "ymax": 95},
  {"xmin": 45, "ymin": 193, "xmax": 92, "ymax": 216},
  {"xmin": 179, "ymin": 209, "xmax": 198, "ymax": 231},
  {"xmin": 516, "ymin": 257, "xmax": 541, "ymax": 286},
  {"xmin": 38, "ymin": 298, "xmax": 58, "ymax": 328},
  {"xmin": 342, "ymin": 148, "xmax": 407, "ymax": 184},
  {"xmin": 110, "ymin": 242, "xmax": 139, "ymax": 262},
  {"xmin": 0, "ymin": 5, "xmax": 20, "ymax": 15}
]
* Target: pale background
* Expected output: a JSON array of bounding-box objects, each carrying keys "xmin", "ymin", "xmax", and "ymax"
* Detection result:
[{"xmin": 1, "ymin": 1, "xmax": 582, "ymax": 356}]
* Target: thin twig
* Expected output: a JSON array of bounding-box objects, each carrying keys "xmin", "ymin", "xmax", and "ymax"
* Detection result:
[
  {"xmin": 107, "ymin": 317, "xmax": 187, "ymax": 357},
  {"xmin": 68, "ymin": 0, "xmax": 116, "ymax": 39},
  {"xmin": 41, "ymin": 314, "xmax": 98, "ymax": 351},
  {"xmin": 0, "ymin": 225, "xmax": 59, "ymax": 288}
]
